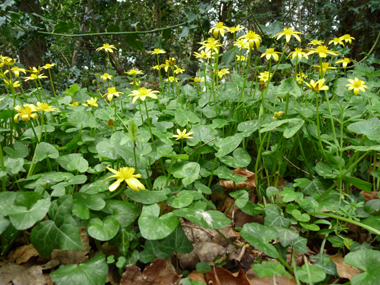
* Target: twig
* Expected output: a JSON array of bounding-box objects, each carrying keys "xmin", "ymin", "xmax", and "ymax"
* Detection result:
[
  {"xmin": 283, "ymin": 155, "xmax": 316, "ymax": 178},
  {"xmin": 186, "ymin": 136, "xmax": 219, "ymax": 155}
]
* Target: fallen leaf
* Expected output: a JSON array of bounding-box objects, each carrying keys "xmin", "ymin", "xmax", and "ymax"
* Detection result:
[
  {"xmin": 120, "ymin": 258, "xmax": 181, "ymax": 285},
  {"xmin": 186, "ymin": 270, "xmax": 206, "ymax": 283},
  {"xmin": 330, "ymin": 252, "xmax": 361, "ymax": 280},
  {"xmin": 51, "ymin": 227, "xmax": 91, "ymax": 265},
  {"xmin": 206, "ymin": 267, "xmax": 252, "ymax": 285},
  {"xmin": 360, "ymin": 191, "xmax": 379, "ymax": 202},
  {"xmin": 220, "ymin": 168, "xmax": 256, "ymax": 190},
  {"xmin": 8, "ymin": 244, "xmax": 39, "ymax": 265},
  {"xmin": 247, "ymin": 268, "xmax": 297, "ymax": 285}
]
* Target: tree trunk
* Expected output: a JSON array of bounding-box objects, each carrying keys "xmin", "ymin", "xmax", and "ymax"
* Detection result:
[{"xmin": 18, "ymin": 0, "xmax": 47, "ymax": 70}]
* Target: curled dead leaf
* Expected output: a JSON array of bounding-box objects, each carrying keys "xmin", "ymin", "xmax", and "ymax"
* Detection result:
[
  {"xmin": 206, "ymin": 267, "xmax": 252, "ymax": 285},
  {"xmin": 330, "ymin": 252, "xmax": 361, "ymax": 280},
  {"xmin": 8, "ymin": 244, "xmax": 39, "ymax": 265},
  {"xmin": 220, "ymin": 168, "xmax": 256, "ymax": 190}
]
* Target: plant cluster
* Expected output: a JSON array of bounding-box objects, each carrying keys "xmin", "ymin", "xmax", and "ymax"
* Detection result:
[{"xmin": 1, "ymin": 21, "xmax": 380, "ymax": 285}]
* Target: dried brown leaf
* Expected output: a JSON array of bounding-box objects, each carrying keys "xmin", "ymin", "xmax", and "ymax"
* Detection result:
[
  {"xmin": 8, "ymin": 244, "xmax": 39, "ymax": 265},
  {"xmin": 206, "ymin": 267, "xmax": 252, "ymax": 285},
  {"xmin": 220, "ymin": 168, "xmax": 256, "ymax": 190},
  {"xmin": 360, "ymin": 191, "xmax": 379, "ymax": 202},
  {"xmin": 330, "ymin": 252, "xmax": 361, "ymax": 280},
  {"xmin": 119, "ymin": 258, "xmax": 181, "ymax": 285},
  {"xmin": 186, "ymin": 270, "xmax": 206, "ymax": 283}
]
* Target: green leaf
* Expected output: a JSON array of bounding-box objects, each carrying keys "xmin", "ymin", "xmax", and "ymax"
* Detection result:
[
  {"xmin": 351, "ymin": 242, "xmax": 372, "ymax": 252},
  {"xmin": 347, "ymin": 117, "xmax": 380, "ymax": 141},
  {"xmin": 301, "ymin": 177, "xmax": 333, "ymax": 198},
  {"xmin": 175, "ymin": 109, "xmax": 200, "ymax": 127},
  {"xmin": 295, "ymin": 264, "xmax": 326, "ymax": 283},
  {"xmin": 125, "ymin": 189, "xmax": 167, "ymax": 204},
  {"xmin": 343, "ymin": 176, "xmax": 372, "ymax": 192},
  {"xmin": 3, "ymin": 141, "xmax": 29, "ymax": 158},
  {"xmin": 159, "ymin": 224, "xmax": 193, "ymax": 254},
  {"xmin": 50, "ymin": 254, "xmax": 108, "ymax": 285},
  {"xmin": 277, "ymin": 78, "xmax": 302, "ymax": 98},
  {"xmin": 187, "ymin": 125, "xmax": 217, "ymax": 147},
  {"xmin": 219, "ymin": 148, "xmax": 251, "ymax": 168},
  {"xmin": 35, "ymin": 142, "xmax": 59, "ymax": 162},
  {"xmin": 361, "ymin": 216, "xmax": 380, "ymax": 234},
  {"xmin": 30, "ymin": 196, "xmax": 83, "ymax": 258},
  {"xmin": 140, "ymin": 240, "xmax": 171, "ymax": 263},
  {"xmin": 128, "ymin": 119, "xmax": 138, "ymax": 139},
  {"xmin": 221, "ymin": 48, "xmax": 235, "ymax": 65},
  {"xmin": 292, "ymin": 236, "xmax": 308, "ymax": 254},
  {"xmin": 68, "ymin": 110, "xmax": 97, "ymax": 128},
  {"xmin": 102, "ymin": 200, "xmax": 139, "ymax": 227},
  {"xmin": 311, "ymin": 253, "xmax": 338, "ymax": 276},
  {"xmin": 229, "ymin": 190, "xmax": 249, "ymax": 208},
  {"xmin": 277, "ymin": 227, "xmax": 299, "ymax": 247},
  {"xmin": 172, "ymin": 162, "xmax": 200, "ymax": 185},
  {"xmin": 173, "ymin": 208, "xmax": 230, "ymax": 229},
  {"xmin": 67, "ymin": 156, "xmax": 88, "ymax": 173},
  {"xmin": 8, "ymin": 197, "xmax": 50, "ymax": 230},
  {"xmin": 291, "ymin": 209, "xmax": 310, "ymax": 222},
  {"xmin": 237, "ymin": 119, "xmax": 262, "ymax": 136},
  {"xmin": 240, "ymin": 223, "xmax": 279, "ymax": 258},
  {"xmin": 194, "ymin": 181, "xmax": 211, "ymax": 194},
  {"xmin": 264, "ymin": 205, "xmax": 291, "ymax": 228},
  {"xmin": 231, "ymin": 73, "xmax": 245, "ymax": 88},
  {"xmin": 53, "ymin": 21, "xmax": 75, "ymax": 33},
  {"xmin": 266, "ymin": 186, "xmax": 279, "ymax": 198},
  {"xmin": 72, "ymin": 193, "xmax": 105, "ymax": 220},
  {"xmin": 125, "ymin": 34, "xmax": 144, "ymax": 51},
  {"xmin": 252, "ymin": 261, "xmax": 291, "ymax": 278},
  {"xmin": 138, "ymin": 204, "xmax": 179, "ymax": 240},
  {"xmin": 345, "ymin": 250, "xmax": 380, "ymax": 285},
  {"xmin": 283, "ymin": 118, "xmax": 304, "ymax": 138},
  {"xmin": 196, "ymin": 262, "xmax": 212, "ymax": 274},
  {"xmin": 215, "ymin": 134, "xmax": 244, "ymax": 157},
  {"xmin": 169, "ymin": 190, "xmax": 194, "ymax": 209},
  {"xmin": 88, "ymin": 217, "xmax": 120, "ymax": 241},
  {"xmin": 0, "ymin": 215, "xmax": 10, "ymax": 235},
  {"xmin": 106, "ymin": 23, "xmax": 120, "ymax": 32}
]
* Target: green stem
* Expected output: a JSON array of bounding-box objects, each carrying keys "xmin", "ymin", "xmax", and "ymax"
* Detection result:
[{"xmin": 0, "ymin": 142, "xmax": 6, "ymax": 191}]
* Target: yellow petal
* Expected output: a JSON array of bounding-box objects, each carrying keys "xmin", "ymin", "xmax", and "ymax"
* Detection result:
[
  {"xmin": 109, "ymin": 179, "xmax": 123, "ymax": 192},
  {"xmin": 126, "ymin": 178, "xmax": 145, "ymax": 192}
]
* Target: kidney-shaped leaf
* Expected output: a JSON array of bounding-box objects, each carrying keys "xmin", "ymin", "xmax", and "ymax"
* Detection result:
[
  {"xmin": 345, "ymin": 250, "xmax": 380, "ymax": 285},
  {"xmin": 172, "ymin": 162, "xmax": 200, "ymax": 185}
]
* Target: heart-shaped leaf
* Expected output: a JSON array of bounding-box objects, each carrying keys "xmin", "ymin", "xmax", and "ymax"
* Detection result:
[
  {"xmin": 240, "ymin": 223, "xmax": 279, "ymax": 258},
  {"xmin": 35, "ymin": 142, "xmax": 59, "ymax": 162},
  {"xmin": 138, "ymin": 204, "xmax": 179, "ymax": 240},
  {"xmin": 125, "ymin": 189, "xmax": 167, "ymax": 204},
  {"xmin": 230, "ymin": 190, "xmax": 249, "ymax": 208},
  {"xmin": 50, "ymin": 254, "xmax": 108, "ymax": 285},
  {"xmin": 252, "ymin": 261, "xmax": 291, "ymax": 278},
  {"xmin": 88, "ymin": 217, "xmax": 120, "ymax": 241},
  {"xmin": 219, "ymin": 148, "xmax": 251, "ymax": 168},
  {"xmin": 345, "ymin": 250, "xmax": 380, "ymax": 285},
  {"xmin": 172, "ymin": 162, "xmax": 200, "ymax": 185},
  {"xmin": 295, "ymin": 264, "xmax": 326, "ymax": 283},
  {"xmin": 169, "ymin": 190, "xmax": 194, "ymax": 209},
  {"xmin": 102, "ymin": 200, "xmax": 140, "ymax": 228}
]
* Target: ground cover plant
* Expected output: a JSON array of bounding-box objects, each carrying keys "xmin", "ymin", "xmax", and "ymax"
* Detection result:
[{"xmin": 1, "ymin": 12, "xmax": 380, "ymax": 285}]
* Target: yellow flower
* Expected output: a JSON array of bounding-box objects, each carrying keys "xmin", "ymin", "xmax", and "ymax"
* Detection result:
[
  {"xmin": 198, "ymin": 38, "xmax": 222, "ymax": 53},
  {"xmin": 152, "ymin": 65, "xmax": 161, "ymax": 70},
  {"xmin": 4, "ymin": 66, "xmax": 26, "ymax": 77},
  {"xmin": 307, "ymin": 45, "xmax": 339, "ymax": 58},
  {"xmin": 274, "ymin": 28, "xmax": 302, "ymax": 42},
  {"xmin": 339, "ymin": 34, "xmax": 355, "ymax": 44},
  {"xmin": 3, "ymin": 79, "xmax": 20, "ymax": 88},
  {"xmin": 296, "ymin": 72, "xmax": 307, "ymax": 83},
  {"xmin": 100, "ymin": 73, "xmax": 113, "ymax": 81},
  {"xmin": 239, "ymin": 30, "xmax": 262, "ymax": 50},
  {"xmin": 14, "ymin": 104, "xmax": 38, "ymax": 123},
  {"xmin": 162, "ymin": 58, "xmax": 176, "ymax": 72},
  {"xmin": 273, "ymin": 111, "xmax": 284, "ymax": 120},
  {"xmin": 130, "ymin": 79, "xmax": 141, "ymax": 86},
  {"xmin": 26, "ymin": 67, "xmax": 42, "ymax": 74},
  {"xmin": 25, "ymin": 74, "xmax": 47, "ymax": 81},
  {"xmin": 312, "ymin": 62, "xmax": 336, "ymax": 75},
  {"xmin": 103, "ymin": 87, "xmax": 124, "ymax": 101},
  {"xmin": 2, "ymin": 57, "xmax": 17, "ymax": 65},
  {"xmin": 69, "ymin": 101, "xmax": 80, "ymax": 107},
  {"xmin": 209, "ymin": 22, "xmax": 230, "ymax": 38},
  {"xmin": 42, "ymin": 63, "xmax": 56, "ymax": 69},
  {"xmin": 165, "ymin": 76, "xmax": 179, "ymax": 82},
  {"xmin": 335, "ymin": 58, "xmax": 352, "ymax": 68},
  {"xmin": 261, "ymin": 48, "xmax": 281, "ymax": 61},
  {"xmin": 305, "ymin": 78, "xmax": 329, "ymax": 92},
  {"xmin": 329, "ymin": 37, "xmax": 344, "ymax": 46},
  {"xmin": 174, "ymin": 66, "xmax": 185, "ymax": 74},
  {"xmin": 217, "ymin": 68, "xmax": 230, "ymax": 79},
  {"xmin": 346, "ymin": 77, "xmax": 368, "ymax": 95},
  {"xmin": 229, "ymin": 25, "xmax": 245, "ymax": 33},
  {"xmin": 258, "ymin": 71, "xmax": 272, "ymax": 82},
  {"xmin": 96, "ymin": 43, "xmax": 117, "ymax": 53},
  {"xmin": 194, "ymin": 50, "xmax": 211, "ymax": 59},
  {"xmin": 173, "ymin": 129, "xmax": 193, "ymax": 140},
  {"xmin": 36, "ymin": 102, "xmax": 60, "ymax": 112},
  {"xmin": 308, "ymin": 39, "xmax": 324, "ymax": 46},
  {"xmin": 128, "ymin": 87, "xmax": 159, "ymax": 103},
  {"xmin": 103, "ymin": 166, "xmax": 145, "ymax": 192},
  {"xmin": 236, "ymin": 55, "xmax": 247, "ymax": 61},
  {"xmin": 234, "ymin": 38, "xmax": 249, "ymax": 50},
  {"xmin": 148, "ymin": 49, "xmax": 166, "ymax": 55},
  {"xmin": 192, "ymin": 77, "xmax": 204, "ymax": 82},
  {"xmin": 83, "ymin": 97, "xmax": 98, "ymax": 107},
  {"xmin": 125, "ymin": 69, "xmax": 143, "ymax": 76},
  {"xmin": 287, "ymin": 48, "xmax": 309, "ymax": 60}
]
